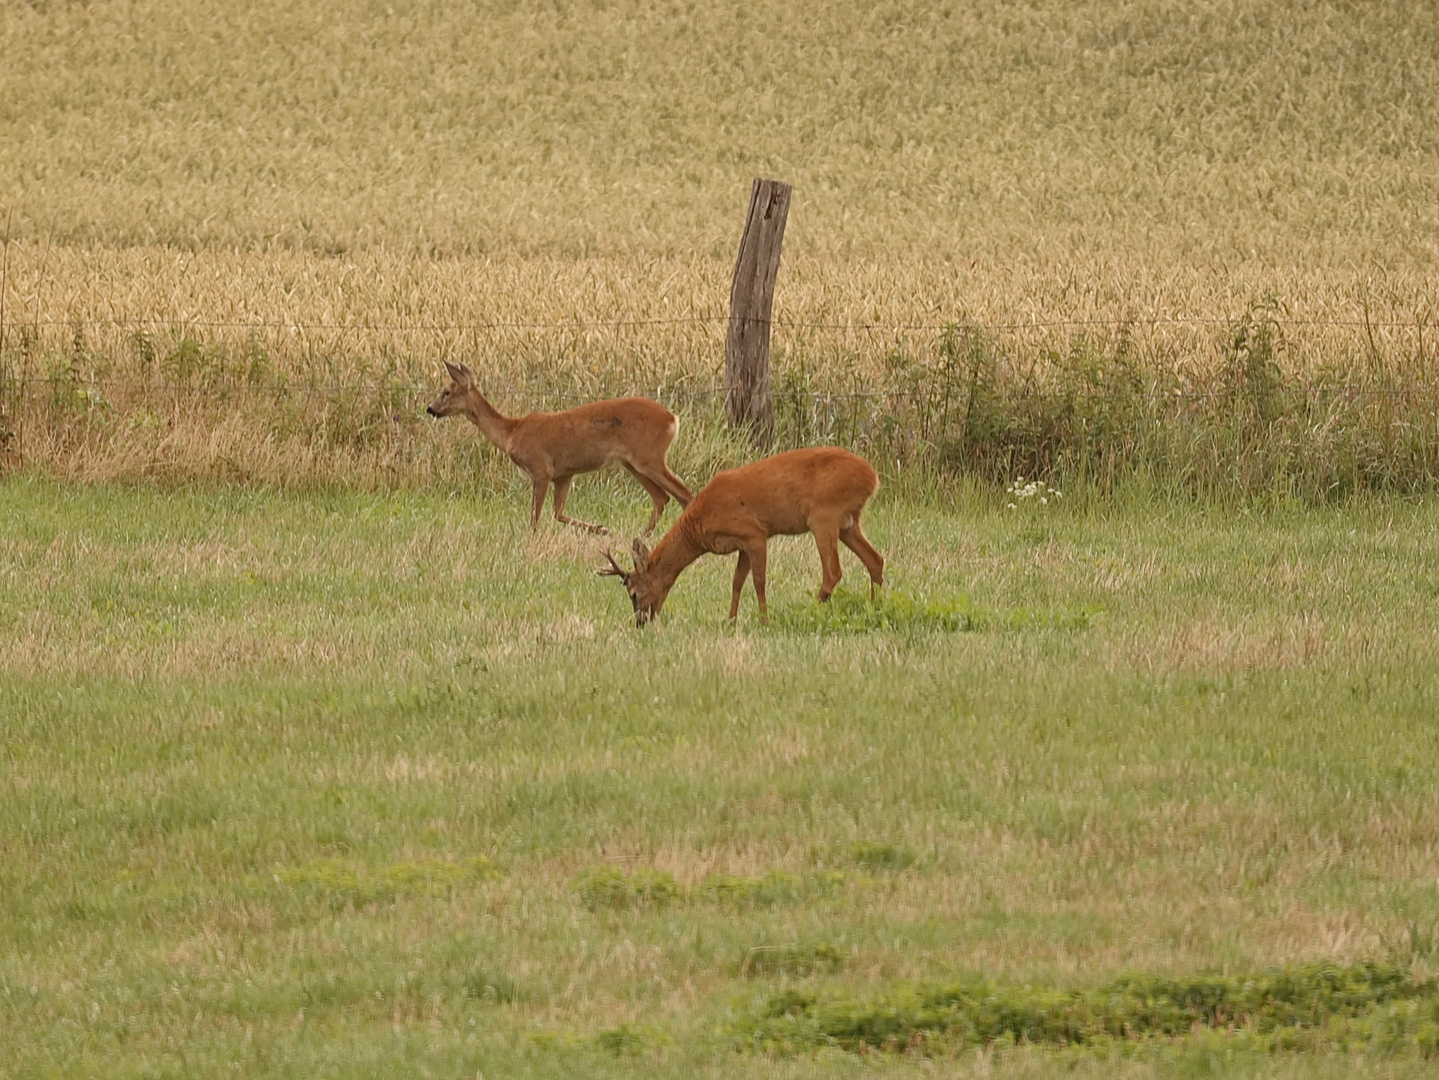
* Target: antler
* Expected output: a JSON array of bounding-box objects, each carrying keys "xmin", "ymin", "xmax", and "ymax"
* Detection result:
[{"xmin": 596, "ymin": 549, "xmax": 630, "ymax": 579}]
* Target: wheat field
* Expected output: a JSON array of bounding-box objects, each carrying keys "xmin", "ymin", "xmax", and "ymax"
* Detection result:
[
  {"xmin": 4, "ymin": 0, "xmax": 1439, "ymax": 262},
  {"xmin": 4, "ymin": 0, "xmax": 1439, "ymax": 490}
]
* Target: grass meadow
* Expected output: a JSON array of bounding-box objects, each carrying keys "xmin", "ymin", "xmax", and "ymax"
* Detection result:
[
  {"xmin": 4, "ymin": 477, "xmax": 1439, "ymax": 1077},
  {"xmin": 4, "ymin": 0, "xmax": 1439, "ymax": 1074}
]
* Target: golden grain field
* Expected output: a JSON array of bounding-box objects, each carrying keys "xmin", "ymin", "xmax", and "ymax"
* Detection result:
[
  {"xmin": 2, "ymin": 0, "xmax": 1438, "ymax": 488},
  {"xmin": 5, "ymin": 0, "xmax": 1439, "ymax": 261}
]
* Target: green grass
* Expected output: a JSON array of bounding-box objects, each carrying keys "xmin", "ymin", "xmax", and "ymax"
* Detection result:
[{"xmin": 4, "ymin": 474, "xmax": 1439, "ymax": 1077}]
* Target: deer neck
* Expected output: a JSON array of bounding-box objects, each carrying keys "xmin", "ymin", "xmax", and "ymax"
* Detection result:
[
  {"xmin": 462, "ymin": 388, "xmax": 518, "ymax": 452},
  {"xmin": 645, "ymin": 523, "xmax": 707, "ymax": 592}
]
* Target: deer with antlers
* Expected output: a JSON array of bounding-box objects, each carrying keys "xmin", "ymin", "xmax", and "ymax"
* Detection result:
[
  {"xmin": 599, "ymin": 446, "xmax": 884, "ymax": 625},
  {"xmin": 426, "ymin": 362, "xmax": 693, "ymax": 534}
]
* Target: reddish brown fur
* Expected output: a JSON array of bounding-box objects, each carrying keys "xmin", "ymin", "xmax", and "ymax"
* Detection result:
[
  {"xmin": 600, "ymin": 447, "xmax": 884, "ymax": 625},
  {"xmin": 427, "ymin": 362, "xmax": 692, "ymax": 534}
]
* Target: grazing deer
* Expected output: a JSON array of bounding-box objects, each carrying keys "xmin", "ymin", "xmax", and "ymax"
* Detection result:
[
  {"xmin": 599, "ymin": 446, "xmax": 884, "ymax": 625},
  {"xmin": 426, "ymin": 362, "xmax": 693, "ymax": 534}
]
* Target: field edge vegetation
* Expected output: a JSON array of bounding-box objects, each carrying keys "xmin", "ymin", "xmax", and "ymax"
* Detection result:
[{"xmin": 3, "ymin": 295, "xmax": 1436, "ymax": 501}]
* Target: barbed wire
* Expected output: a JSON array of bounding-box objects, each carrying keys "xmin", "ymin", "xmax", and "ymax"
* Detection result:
[
  {"xmin": 1, "ymin": 375, "xmax": 1430, "ymax": 403},
  {"xmin": 5, "ymin": 314, "xmax": 1432, "ymax": 332}
]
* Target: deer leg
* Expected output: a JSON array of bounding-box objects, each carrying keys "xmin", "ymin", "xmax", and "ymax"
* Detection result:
[
  {"xmin": 748, "ymin": 542, "xmax": 770, "ymax": 624},
  {"xmin": 655, "ymin": 465, "xmax": 694, "ymax": 507},
  {"xmin": 528, "ymin": 474, "xmax": 550, "ymax": 531},
  {"xmin": 813, "ymin": 523, "xmax": 844, "ymax": 602},
  {"xmin": 729, "ymin": 551, "xmax": 752, "ymax": 620},
  {"xmin": 630, "ymin": 461, "xmax": 692, "ymax": 514},
  {"xmin": 623, "ymin": 464, "xmax": 670, "ymax": 536},
  {"xmin": 840, "ymin": 523, "xmax": 885, "ymax": 598},
  {"xmin": 551, "ymin": 475, "xmax": 607, "ymax": 534}
]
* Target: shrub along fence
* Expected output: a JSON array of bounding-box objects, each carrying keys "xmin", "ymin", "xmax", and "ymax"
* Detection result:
[{"xmin": 1, "ymin": 299, "xmax": 1435, "ymax": 499}]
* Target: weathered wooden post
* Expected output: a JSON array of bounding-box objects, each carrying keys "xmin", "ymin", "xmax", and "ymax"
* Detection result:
[{"xmin": 725, "ymin": 178, "xmax": 791, "ymax": 448}]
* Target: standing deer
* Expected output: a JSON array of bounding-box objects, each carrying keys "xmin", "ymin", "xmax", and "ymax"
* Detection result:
[
  {"xmin": 426, "ymin": 362, "xmax": 693, "ymax": 534},
  {"xmin": 599, "ymin": 446, "xmax": 884, "ymax": 625}
]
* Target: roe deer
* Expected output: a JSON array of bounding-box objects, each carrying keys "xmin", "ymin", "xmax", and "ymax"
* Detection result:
[
  {"xmin": 426, "ymin": 362, "xmax": 693, "ymax": 534},
  {"xmin": 599, "ymin": 446, "xmax": 884, "ymax": 625}
]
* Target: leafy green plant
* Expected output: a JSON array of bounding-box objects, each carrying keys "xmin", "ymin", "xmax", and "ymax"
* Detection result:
[
  {"xmin": 740, "ymin": 962, "xmax": 1439, "ymax": 1055},
  {"xmin": 593, "ymin": 1023, "xmax": 668, "ymax": 1055},
  {"xmin": 740, "ymin": 941, "xmax": 844, "ymax": 979},
  {"xmin": 574, "ymin": 865, "xmax": 679, "ymax": 911},
  {"xmin": 847, "ymin": 841, "xmax": 916, "ymax": 872},
  {"xmin": 698, "ymin": 870, "xmax": 804, "ymax": 908},
  {"xmin": 769, "ymin": 587, "xmax": 1096, "ymax": 635},
  {"xmin": 1224, "ymin": 294, "xmax": 1288, "ymax": 428},
  {"xmin": 460, "ymin": 969, "xmax": 525, "ymax": 1004}
]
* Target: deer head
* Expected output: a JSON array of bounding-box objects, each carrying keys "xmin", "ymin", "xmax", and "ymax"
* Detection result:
[
  {"xmin": 426, "ymin": 361, "xmax": 475, "ymax": 417},
  {"xmin": 597, "ymin": 539, "xmax": 668, "ymax": 626}
]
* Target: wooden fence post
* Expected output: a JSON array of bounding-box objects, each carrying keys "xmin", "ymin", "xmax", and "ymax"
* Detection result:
[{"xmin": 725, "ymin": 177, "xmax": 791, "ymax": 448}]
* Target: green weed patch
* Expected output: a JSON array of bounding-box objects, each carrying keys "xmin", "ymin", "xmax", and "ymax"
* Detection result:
[
  {"xmin": 574, "ymin": 866, "xmax": 682, "ymax": 911},
  {"xmin": 740, "ymin": 942, "xmax": 845, "ymax": 979},
  {"xmin": 739, "ymin": 962, "xmax": 1439, "ymax": 1056},
  {"xmin": 699, "ymin": 869, "xmax": 848, "ymax": 909},
  {"xmin": 843, "ymin": 841, "xmax": 917, "ymax": 872},
  {"xmin": 460, "ymin": 969, "xmax": 527, "ymax": 1005},
  {"xmin": 593, "ymin": 1023, "xmax": 671, "ymax": 1056},
  {"xmin": 575, "ymin": 866, "xmax": 847, "ymax": 913},
  {"xmin": 770, "ymin": 587, "xmax": 1098, "ymax": 634},
  {"xmin": 700, "ymin": 870, "xmax": 806, "ymax": 908}
]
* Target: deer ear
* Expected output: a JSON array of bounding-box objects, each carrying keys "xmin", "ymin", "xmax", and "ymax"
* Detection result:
[
  {"xmin": 443, "ymin": 360, "xmax": 465, "ymax": 382},
  {"xmin": 631, "ymin": 539, "xmax": 650, "ymax": 573}
]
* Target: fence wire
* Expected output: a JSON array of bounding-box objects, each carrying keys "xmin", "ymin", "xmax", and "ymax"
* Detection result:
[
  {"xmin": 7, "ymin": 314, "xmax": 1433, "ymax": 331},
  {"xmin": 0, "ymin": 376, "xmax": 1432, "ymax": 403}
]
